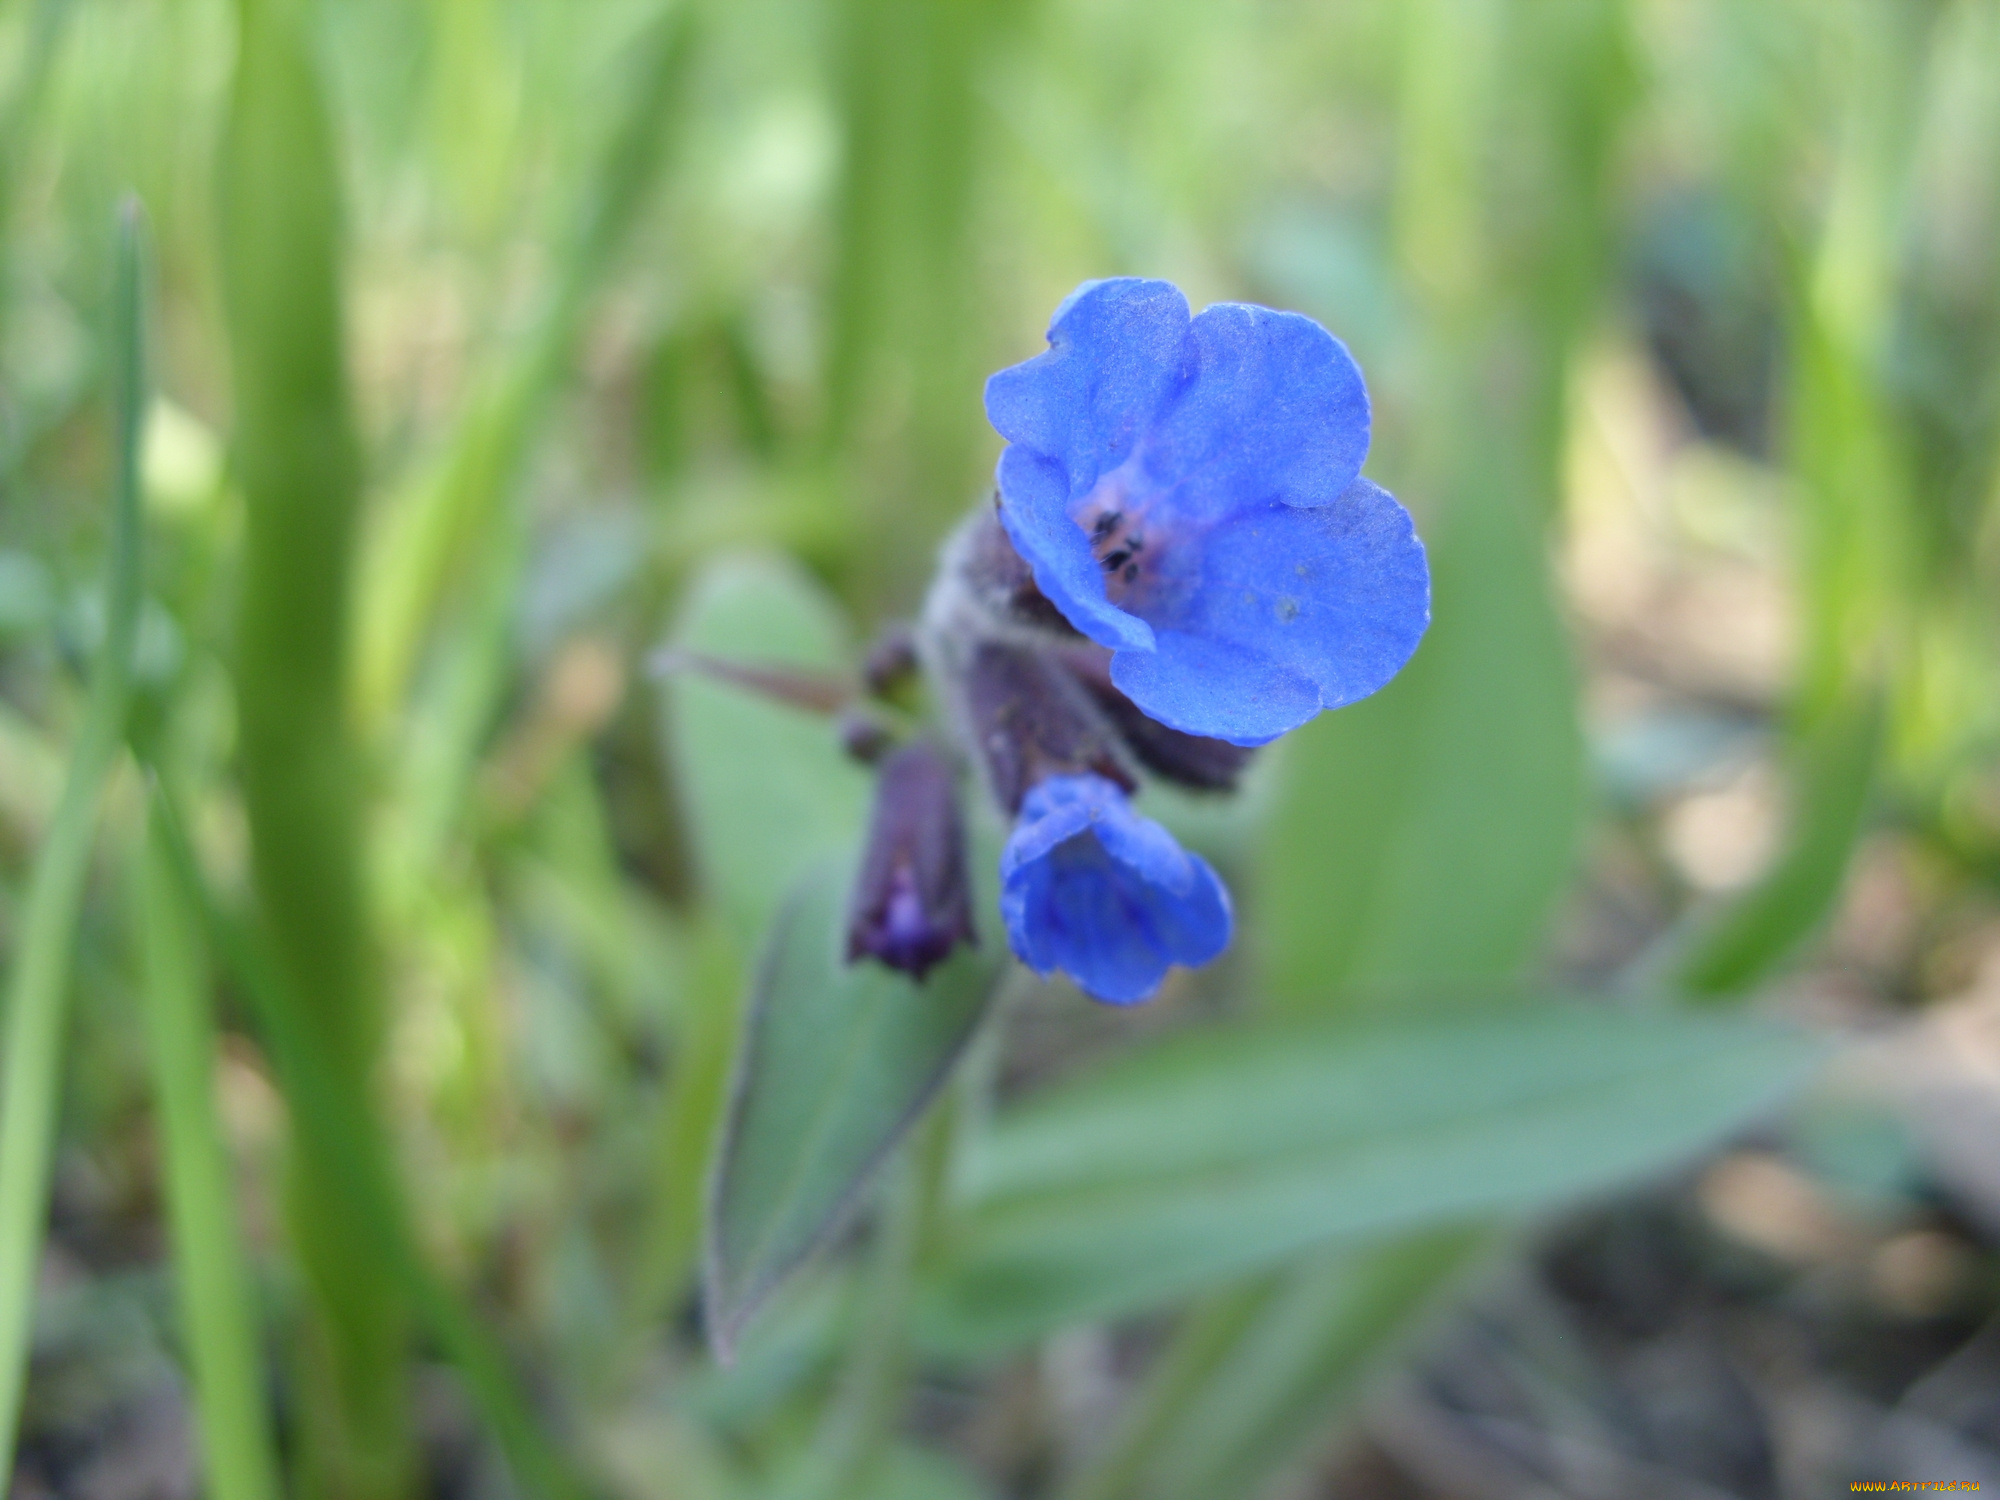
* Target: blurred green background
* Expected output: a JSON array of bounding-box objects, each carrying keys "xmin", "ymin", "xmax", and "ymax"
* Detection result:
[{"xmin": 3, "ymin": 0, "xmax": 2000, "ymax": 1497}]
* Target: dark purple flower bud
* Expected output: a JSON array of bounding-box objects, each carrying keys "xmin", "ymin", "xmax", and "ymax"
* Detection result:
[
  {"xmin": 861, "ymin": 622, "xmax": 920, "ymax": 698},
  {"xmin": 963, "ymin": 639, "xmax": 1135, "ymax": 814},
  {"xmin": 836, "ymin": 707, "xmax": 895, "ymax": 763},
  {"xmin": 846, "ymin": 742, "xmax": 977, "ymax": 981},
  {"xmin": 1054, "ymin": 645, "xmax": 1255, "ymax": 792}
]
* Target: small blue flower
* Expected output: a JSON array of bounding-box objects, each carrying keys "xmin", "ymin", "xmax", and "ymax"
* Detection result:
[
  {"xmin": 999, "ymin": 773, "xmax": 1231, "ymax": 1004},
  {"xmin": 984, "ymin": 278, "xmax": 1430, "ymax": 747}
]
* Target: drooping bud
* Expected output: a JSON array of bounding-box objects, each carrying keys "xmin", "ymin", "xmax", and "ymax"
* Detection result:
[
  {"xmin": 1054, "ymin": 645, "xmax": 1254, "ymax": 792},
  {"xmin": 845, "ymin": 742, "xmax": 977, "ymax": 981},
  {"xmin": 962, "ymin": 639, "xmax": 1134, "ymax": 813}
]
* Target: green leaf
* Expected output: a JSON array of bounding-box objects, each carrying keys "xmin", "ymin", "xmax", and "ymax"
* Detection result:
[
  {"xmin": 664, "ymin": 554, "xmax": 871, "ymax": 945},
  {"xmin": 705, "ymin": 856, "xmax": 1004, "ymax": 1360},
  {"xmin": 220, "ymin": 0, "xmax": 416, "ymax": 1484},
  {"xmin": 919, "ymin": 1002, "xmax": 1821, "ymax": 1353},
  {"xmin": 1259, "ymin": 466, "xmax": 1585, "ymax": 1009},
  {"xmin": 825, "ymin": 0, "xmax": 999, "ymax": 581}
]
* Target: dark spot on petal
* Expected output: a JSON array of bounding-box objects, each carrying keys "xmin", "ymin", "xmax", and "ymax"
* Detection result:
[
  {"xmin": 1123, "ymin": 563, "xmax": 1139, "ymax": 583},
  {"xmin": 1277, "ymin": 596, "xmax": 1300, "ymax": 622},
  {"xmin": 1092, "ymin": 510, "xmax": 1122, "ymax": 539},
  {"xmin": 1101, "ymin": 549, "xmax": 1130, "ymax": 572}
]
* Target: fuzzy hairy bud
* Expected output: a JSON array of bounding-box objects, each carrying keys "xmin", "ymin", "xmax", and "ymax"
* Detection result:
[{"xmin": 962, "ymin": 639, "xmax": 1135, "ymax": 814}]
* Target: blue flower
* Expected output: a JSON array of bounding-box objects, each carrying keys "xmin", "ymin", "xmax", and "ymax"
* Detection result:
[
  {"xmin": 984, "ymin": 278, "xmax": 1430, "ymax": 747},
  {"xmin": 999, "ymin": 773, "xmax": 1231, "ymax": 1004}
]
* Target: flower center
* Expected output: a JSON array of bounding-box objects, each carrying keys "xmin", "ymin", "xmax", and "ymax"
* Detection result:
[
  {"xmin": 1074, "ymin": 466, "xmax": 1167, "ymax": 611},
  {"xmin": 1086, "ymin": 506, "xmax": 1148, "ymax": 584}
]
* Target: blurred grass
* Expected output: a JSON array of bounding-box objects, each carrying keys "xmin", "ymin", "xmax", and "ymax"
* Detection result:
[
  {"xmin": 145, "ymin": 779, "xmax": 591, "ymax": 1500},
  {"xmin": 2, "ymin": 0, "xmax": 2000, "ymax": 1497},
  {"xmin": 135, "ymin": 794, "xmax": 282, "ymax": 1500},
  {"xmin": 219, "ymin": 0, "xmax": 409, "ymax": 1490},
  {"xmin": 0, "ymin": 195, "xmax": 143, "ymax": 1486}
]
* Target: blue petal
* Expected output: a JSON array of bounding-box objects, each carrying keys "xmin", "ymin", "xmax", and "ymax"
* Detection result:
[
  {"xmin": 1137, "ymin": 303, "xmax": 1369, "ymax": 521},
  {"xmin": 1108, "ymin": 478, "xmax": 1430, "ymax": 746},
  {"xmin": 1110, "ymin": 634, "xmax": 1321, "ymax": 748},
  {"xmin": 999, "ymin": 774, "xmax": 1232, "ymax": 1004},
  {"xmin": 996, "ymin": 446, "xmax": 1154, "ymax": 652},
  {"xmin": 986, "ymin": 280, "xmax": 1188, "ymax": 653},
  {"xmin": 1089, "ymin": 798, "xmax": 1201, "ymax": 896},
  {"xmin": 997, "ymin": 772, "xmax": 1110, "ymax": 871},
  {"xmin": 984, "ymin": 278, "xmax": 1190, "ymax": 496}
]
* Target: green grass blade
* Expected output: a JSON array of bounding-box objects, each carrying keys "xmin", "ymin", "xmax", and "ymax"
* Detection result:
[
  {"xmin": 219, "ymin": 0, "xmax": 413, "ymax": 1489},
  {"xmin": 1057, "ymin": 1230, "xmax": 1480, "ymax": 1500},
  {"xmin": 136, "ymin": 797, "xmax": 283, "ymax": 1500},
  {"xmin": 145, "ymin": 785, "xmax": 593, "ymax": 1500},
  {"xmin": 824, "ymin": 0, "xmax": 999, "ymax": 591},
  {"xmin": 1675, "ymin": 1, "xmax": 1918, "ymax": 1000},
  {"xmin": 1140, "ymin": 1230, "xmax": 1482, "ymax": 1500},
  {"xmin": 1053, "ymin": 1283, "xmax": 1269, "ymax": 1500},
  {"xmin": 1679, "ymin": 696, "xmax": 1880, "ymax": 998},
  {"xmin": 0, "ymin": 196, "xmax": 146, "ymax": 1482}
]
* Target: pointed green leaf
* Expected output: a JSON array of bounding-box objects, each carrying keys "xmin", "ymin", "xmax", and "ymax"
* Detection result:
[
  {"xmin": 705, "ymin": 856, "xmax": 1004, "ymax": 1359},
  {"xmin": 1260, "ymin": 472, "xmax": 1586, "ymax": 1009},
  {"xmin": 664, "ymin": 554, "xmax": 872, "ymax": 944},
  {"xmin": 919, "ymin": 1003, "xmax": 1822, "ymax": 1353}
]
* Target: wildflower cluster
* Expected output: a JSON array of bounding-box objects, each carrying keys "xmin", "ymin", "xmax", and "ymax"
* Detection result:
[{"xmin": 843, "ymin": 277, "xmax": 1430, "ymax": 1004}]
